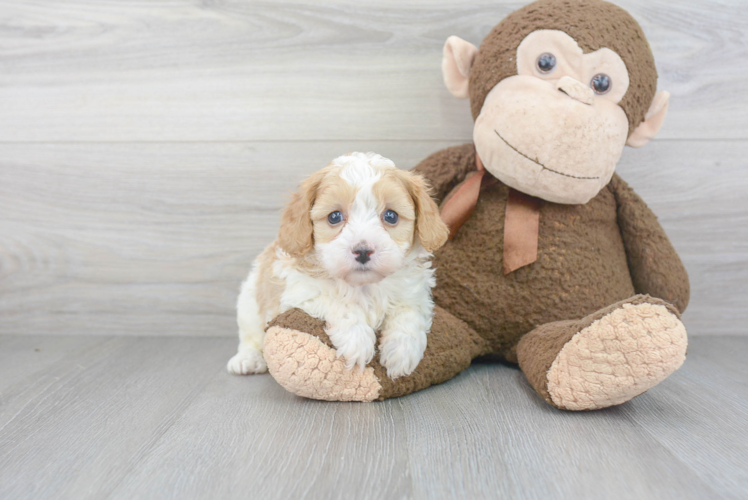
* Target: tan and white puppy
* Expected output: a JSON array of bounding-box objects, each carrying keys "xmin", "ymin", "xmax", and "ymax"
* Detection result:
[{"xmin": 227, "ymin": 152, "xmax": 449, "ymax": 379}]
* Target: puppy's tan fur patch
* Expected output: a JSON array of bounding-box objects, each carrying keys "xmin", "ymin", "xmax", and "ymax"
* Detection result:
[{"xmin": 309, "ymin": 172, "xmax": 357, "ymax": 245}]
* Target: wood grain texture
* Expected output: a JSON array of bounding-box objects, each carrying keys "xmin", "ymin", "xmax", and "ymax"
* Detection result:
[
  {"xmin": 0, "ymin": 0, "xmax": 745, "ymax": 141},
  {"xmin": 0, "ymin": 334, "xmax": 745, "ymax": 500},
  {"xmin": 1, "ymin": 140, "xmax": 745, "ymax": 337},
  {"xmin": 0, "ymin": 335, "xmax": 230, "ymax": 500},
  {"xmin": 619, "ymin": 336, "xmax": 748, "ymax": 500},
  {"xmin": 616, "ymin": 140, "xmax": 748, "ymax": 336}
]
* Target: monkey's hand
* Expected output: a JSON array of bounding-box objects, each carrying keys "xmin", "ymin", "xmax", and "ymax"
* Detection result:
[{"xmin": 610, "ymin": 174, "xmax": 690, "ymax": 313}]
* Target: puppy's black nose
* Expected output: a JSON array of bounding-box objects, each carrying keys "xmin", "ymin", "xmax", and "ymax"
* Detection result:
[{"xmin": 353, "ymin": 247, "xmax": 373, "ymax": 264}]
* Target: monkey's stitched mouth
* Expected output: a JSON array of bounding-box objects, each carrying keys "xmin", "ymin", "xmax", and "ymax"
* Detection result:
[{"xmin": 494, "ymin": 130, "xmax": 601, "ymax": 180}]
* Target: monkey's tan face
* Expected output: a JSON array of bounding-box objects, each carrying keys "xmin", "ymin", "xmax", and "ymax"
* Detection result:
[{"xmin": 473, "ymin": 30, "xmax": 631, "ymax": 204}]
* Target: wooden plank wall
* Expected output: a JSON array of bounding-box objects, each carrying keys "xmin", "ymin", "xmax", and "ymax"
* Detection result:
[{"xmin": 1, "ymin": 0, "xmax": 746, "ymax": 337}]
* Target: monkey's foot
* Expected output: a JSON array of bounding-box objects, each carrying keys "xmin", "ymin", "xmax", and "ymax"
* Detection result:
[
  {"xmin": 518, "ymin": 295, "xmax": 688, "ymax": 411},
  {"xmin": 264, "ymin": 314, "xmax": 382, "ymax": 402},
  {"xmin": 263, "ymin": 307, "xmax": 489, "ymax": 402}
]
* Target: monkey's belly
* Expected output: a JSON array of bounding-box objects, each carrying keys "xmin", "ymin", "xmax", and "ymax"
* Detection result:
[{"xmin": 432, "ymin": 184, "xmax": 635, "ymax": 358}]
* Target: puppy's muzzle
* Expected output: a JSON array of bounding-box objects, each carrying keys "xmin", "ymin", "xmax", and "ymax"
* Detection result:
[{"xmin": 353, "ymin": 246, "xmax": 374, "ymax": 264}]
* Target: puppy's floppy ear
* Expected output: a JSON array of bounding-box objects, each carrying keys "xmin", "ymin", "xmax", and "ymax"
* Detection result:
[
  {"xmin": 277, "ymin": 168, "xmax": 327, "ymax": 257},
  {"xmin": 396, "ymin": 170, "xmax": 449, "ymax": 253}
]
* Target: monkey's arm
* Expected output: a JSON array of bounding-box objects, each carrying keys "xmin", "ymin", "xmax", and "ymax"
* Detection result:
[
  {"xmin": 412, "ymin": 143, "xmax": 477, "ymax": 204},
  {"xmin": 609, "ymin": 174, "xmax": 690, "ymax": 313}
]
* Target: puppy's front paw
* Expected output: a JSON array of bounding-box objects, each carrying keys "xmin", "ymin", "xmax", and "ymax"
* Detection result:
[
  {"xmin": 227, "ymin": 347, "xmax": 268, "ymax": 375},
  {"xmin": 380, "ymin": 331, "xmax": 426, "ymax": 379},
  {"xmin": 328, "ymin": 323, "xmax": 376, "ymax": 371}
]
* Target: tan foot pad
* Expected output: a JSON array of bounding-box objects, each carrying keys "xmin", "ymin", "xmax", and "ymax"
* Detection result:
[
  {"xmin": 547, "ymin": 302, "xmax": 687, "ymax": 411},
  {"xmin": 263, "ymin": 326, "xmax": 381, "ymax": 402}
]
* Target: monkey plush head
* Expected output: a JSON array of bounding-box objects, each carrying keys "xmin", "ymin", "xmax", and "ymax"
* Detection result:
[{"xmin": 443, "ymin": 0, "xmax": 669, "ymax": 204}]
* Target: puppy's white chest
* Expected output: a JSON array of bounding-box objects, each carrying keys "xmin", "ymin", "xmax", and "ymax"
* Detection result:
[{"xmin": 280, "ymin": 270, "xmax": 389, "ymax": 329}]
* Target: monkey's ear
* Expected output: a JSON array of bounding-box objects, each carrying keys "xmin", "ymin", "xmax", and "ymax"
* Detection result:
[
  {"xmin": 627, "ymin": 91, "xmax": 670, "ymax": 148},
  {"xmin": 442, "ymin": 36, "xmax": 478, "ymax": 99}
]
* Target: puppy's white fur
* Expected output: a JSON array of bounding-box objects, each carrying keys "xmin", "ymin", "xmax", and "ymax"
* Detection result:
[{"xmin": 227, "ymin": 152, "xmax": 448, "ymax": 379}]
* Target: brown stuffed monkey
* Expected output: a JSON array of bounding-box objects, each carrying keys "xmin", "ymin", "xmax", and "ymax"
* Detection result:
[{"xmin": 262, "ymin": 0, "xmax": 690, "ymax": 410}]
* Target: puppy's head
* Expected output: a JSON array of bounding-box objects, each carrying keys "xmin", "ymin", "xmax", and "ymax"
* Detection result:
[{"xmin": 278, "ymin": 152, "xmax": 448, "ymax": 286}]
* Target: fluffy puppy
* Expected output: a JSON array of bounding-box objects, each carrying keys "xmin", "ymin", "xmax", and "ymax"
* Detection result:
[{"xmin": 227, "ymin": 152, "xmax": 449, "ymax": 379}]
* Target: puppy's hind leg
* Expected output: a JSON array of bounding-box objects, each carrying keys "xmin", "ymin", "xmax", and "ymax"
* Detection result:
[{"xmin": 227, "ymin": 272, "xmax": 268, "ymax": 375}]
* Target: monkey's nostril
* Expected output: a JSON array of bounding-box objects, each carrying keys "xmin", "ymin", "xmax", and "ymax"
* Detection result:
[
  {"xmin": 556, "ymin": 76, "xmax": 594, "ymax": 105},
  {"xmin": 353, "ymin": 247, "xmax": 373, "ymax": 264}
]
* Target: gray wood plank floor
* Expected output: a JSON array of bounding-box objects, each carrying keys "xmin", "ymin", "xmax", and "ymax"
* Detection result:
[{"xmin": 0, "ymin": 334, "xmax": 745, "ymax": 500}]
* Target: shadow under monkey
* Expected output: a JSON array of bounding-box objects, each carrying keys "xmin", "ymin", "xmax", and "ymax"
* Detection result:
[{"xmin": 261, "ymin": 0, "xmax": 691, "ymax": 410}]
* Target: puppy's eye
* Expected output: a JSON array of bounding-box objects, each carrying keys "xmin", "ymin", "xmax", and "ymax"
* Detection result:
[
  {"xmin": 536, "ymin": 53, "xmax": 556, "ymax": 74},
  {"xmin": 590, "ymin": 73, "xmax": 611, "ymax": 95},
  {"xmin": 382, "ymin": 209, "xmax": 398, "ymax": 225},
  {"xmin": 327, "ymin": 211, "xmax": 343, "ymax": 225}
]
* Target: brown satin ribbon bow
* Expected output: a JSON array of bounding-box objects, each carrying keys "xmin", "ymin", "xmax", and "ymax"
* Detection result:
[{"xmin": 440, "ymin": 152, "xmax": 541, "ymax": 275}]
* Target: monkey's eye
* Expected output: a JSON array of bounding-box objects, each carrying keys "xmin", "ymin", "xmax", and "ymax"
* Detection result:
[
  {"xmin": 327, "ymin": 211, "xmax": 343, "ymax": 225},
  {"xmin": 382, "ymin": 209, "xmax": 399, "ymax": 225},
  {"xmin": 590, "ymin": 73, "xmax": 612, "ymax": 95},
  {"xmin": 536, "ymin": 53, "xmax": 556, "ymax": 74}
]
